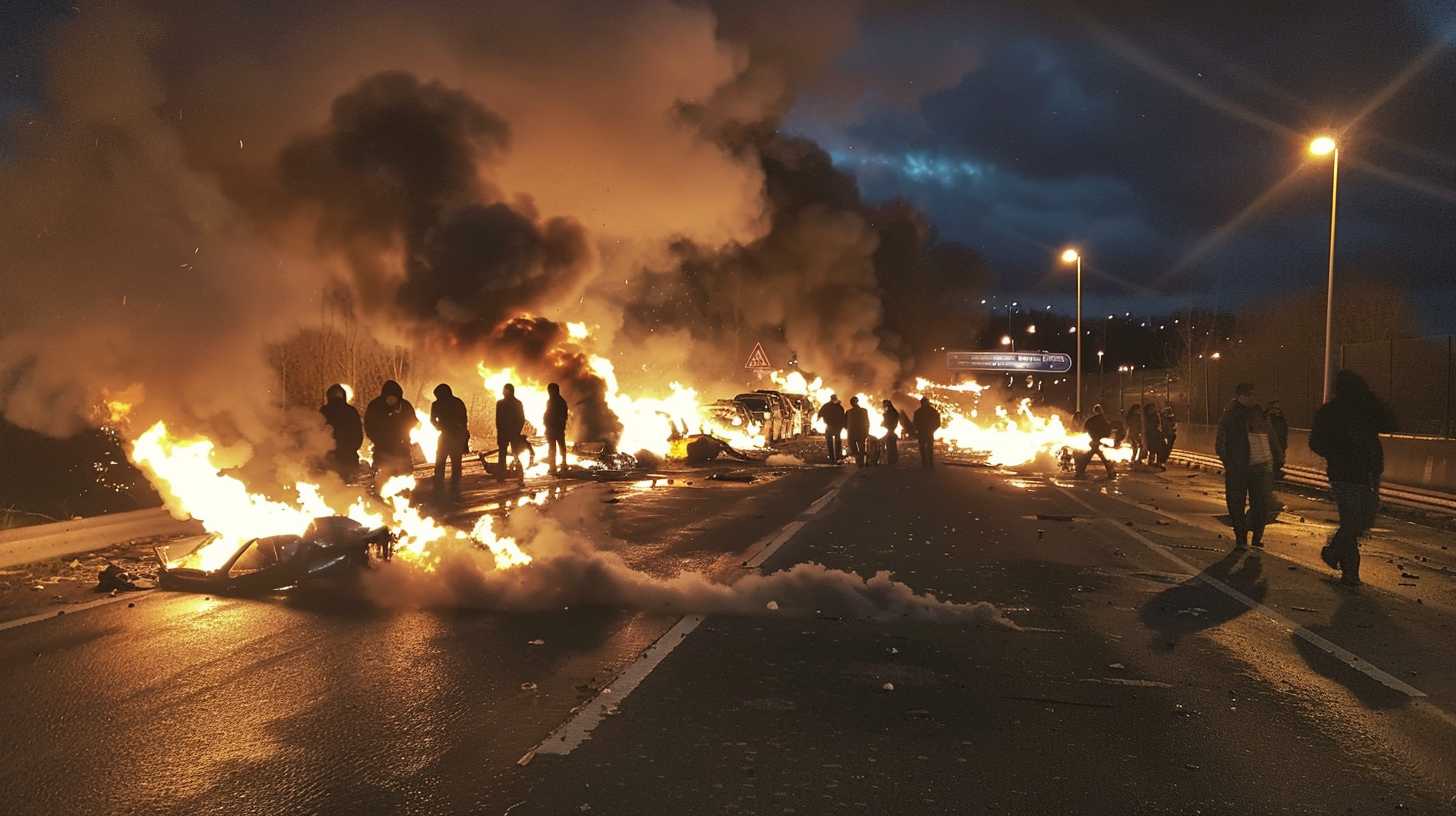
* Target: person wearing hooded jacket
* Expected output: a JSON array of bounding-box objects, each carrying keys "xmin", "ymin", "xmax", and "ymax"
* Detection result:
[
  {"xmin": 495, "ymin": 383, "xmax": 527, "ymax": 480},
  {"xmin": 365, "ymin": 380, "xmax": 416, "ymax": 480},
  {"xmin": 817, "ymin": 395, "xmax": 846, "ymax": 464},
  {"xmin": 543, "ymin": 382, "xmax": 569, "ymax": 475},
  {"xmin": 1310, "ymin": 370, "xmax": 1394, "ymax": 587},
  {"xmin": 845, "ymin": 396, "xmax": 871, "ymax": 467},
  {"xmin": 320, "ymin": 384, "xmax": 363, "ymax": 481},
  {"xmin": 430, "ymin": 383, "xmax": 469, "ymax": 498}
]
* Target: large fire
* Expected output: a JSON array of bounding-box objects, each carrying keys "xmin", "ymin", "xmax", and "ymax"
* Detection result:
[{"xmin": 128, "ymin": 343, "xmax": 1128, "ymax": 577}]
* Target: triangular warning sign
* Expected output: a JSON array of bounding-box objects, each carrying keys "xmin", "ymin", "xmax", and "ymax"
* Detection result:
[{"xmin": 744, "ymin": 342, "xmax": 772, "ymax": 370}]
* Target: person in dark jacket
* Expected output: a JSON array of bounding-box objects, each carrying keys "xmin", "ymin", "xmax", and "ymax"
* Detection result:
[
  {"xmin": 429, "ymin": 383, "xmax": 469, "ymax": 498},
  {"xmin": 818, "ymin": 395, "xmax": 846, "ymax": 464},
  {"xmin": 495, "ymin": 383, "xmax": 527, "ymax": 480},
  {"xmin": 364, "ymin": 380, "xmax": 416, "ymax": 480},
  {"xmin": 880, "ymin": 399, "xmax": 900, "ymax": 466},
  {"xmin": 1125, "ymin": 403, "xmax": 1144, "ymax": 463},
  {"xmin": 913, "ymin": 396, "xmax": 942, "ymax": 470},
  {"xmin": 543, "ymin": 382, "xmax": 569, "ymax": 475},
  {"xmin": 1161, "ymin": 406, "xmax": 1178, "ymax": 460},
  {"xmin": 1310, "ymin": 370, "xmax": 1394, "ymax": 586},
  {"xmin": 320, "ymin": 384, "xmax": 363, "ymax": 481},
  {"xmin": 1075, "ymin": 404, "xmax": 1116, "ymax": 479},
  {"xmin": 845, "ymin": 396, "xmax": 871, "ymax": 467},
  {"xmin": 1142, "ymin": 403, "xmax": 1165, "ymax": 467},
  {"xmin": 1215, "ymin": 383, "xmax": 1284, "ymax": 549},
  {"xmin": 1266, "ymin": 400, "xmax": 1290, "ymax": 481}
]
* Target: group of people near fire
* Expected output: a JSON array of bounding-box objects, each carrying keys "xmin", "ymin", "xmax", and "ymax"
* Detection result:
[
  {"xmin": 1071, "ymin": 370, "xmax": 1391, "ymax": 586},
  {"xmin": 318, "ymin": 379, "xmax": 570, "ymax": 500},
  {"xmin": 815, "ymin": 394, "xmax": 943, "ymax": 470}
]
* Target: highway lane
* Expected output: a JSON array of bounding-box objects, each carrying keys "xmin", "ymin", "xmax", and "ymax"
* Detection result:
[
  {"xmin": 5, "ymin": 455, "xmax": 1456, "ymax": 814},
  {"xmin": 0, "ymin": 466, "xmax": 842, "ymax": 816}
]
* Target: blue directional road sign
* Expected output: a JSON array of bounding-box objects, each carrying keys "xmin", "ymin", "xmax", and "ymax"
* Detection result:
[{"xmin": 946, "ymin": 350, "xmax": 1072, "ymax": 373}]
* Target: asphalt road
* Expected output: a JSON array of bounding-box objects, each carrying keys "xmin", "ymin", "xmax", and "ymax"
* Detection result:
[{"xmin": 3, "ymin": 449, "xmax": 1456, "ymax": 815}]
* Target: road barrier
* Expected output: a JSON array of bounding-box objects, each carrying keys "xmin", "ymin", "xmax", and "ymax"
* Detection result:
[
  {"xmin": 0, "ymin": 508, "xmax": 201, "ymax": 569},
  {"xmin": 1169, "ymin": 422, "xmax": 1456, "ymax": 514}
]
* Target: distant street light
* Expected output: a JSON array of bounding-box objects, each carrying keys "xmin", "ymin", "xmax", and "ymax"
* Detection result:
[
  {"xmin": 1309, "ymin": 134, "xmax": 1340, "ymax": 401},
  {"xmin": 1060, "ymin": 247, "xmax": 1083, "ymax": 413},
  {"xmin": 1026, "ymin": 324, "xmax": 1037, "ymax": 334},
  {"xmin": 1000, "ymin": 334, "xmax": 1013, "ymax": 349},
  {"xmin": 1210, "ymin": 352, "xmax": 1222, "ymax": 360}
]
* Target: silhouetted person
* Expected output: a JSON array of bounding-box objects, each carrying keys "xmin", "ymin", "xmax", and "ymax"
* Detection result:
[
  {"xmin": 544, "ymin": 382, "xmax": 569, "ymax": 475},
  {"xmin": 845, "ymin": 396, "xmax": 870, "ymax": 467},
  {"xmin": 430, "ymin": 383, "xmax": 469, "ymax": 499},
  {"xmin": 1161, "ymin": 406, "xmax": 1178, "ymax": 459},
  {"xmin": 880, "ymin": 399, "xmax": 900, "ymax": 466},
  {"xmin": 1216, "ymin": 383, "xmax": 1282, "ymax": 550},
  {"xmin": 1266, "ymin": 400, "xmax": 1289, "ymax": 481},
  {"xmin": 495, "ymin": 383, "xmax": 527, "ymax": 480},
  {"xmin": 365, "ymin": 380, "xmax": 416, "ymax": 480},
  {"xmin": 1125, "ymin": 403, "xmax": 1144, "ymax": 463},
  {"xmin": 1143, "ymin": 403, "xmax": 1166, "ymax": 467},
  {"xmin": 1311, "ymin": 370, "xmax": 1394, "ymax": 587},
  {"xmin": 320, "ymin": 384, "xmax": 363, "ymax": 481},
  {"xmin": 818, "ymin": 395, "xmax": 846, "ymax": 464},
  {"xmin": 913, "ymin": 396, "xmax": 941, "ymax": 470},
  {"xmin": 1075, "ymin": 404, "xmax": 1116, "ymax": 479}
]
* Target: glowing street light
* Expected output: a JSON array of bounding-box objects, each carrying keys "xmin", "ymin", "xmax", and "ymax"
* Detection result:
[
  {"xmin": 1309, "ymin": 134, "xmax": 1340, "ymax": 401},
  {"xmin": 1026, "ymin": 324, "xmax": 1037, "ymax": 334},
  {"xmin": 1060, "ymin": 247, "xmax": 1083, "ymax": 412},
  {"xmin": 1210, "ymin": 351, "xmax": 1222, "ymax": 360},
  {"xmin": 1000, "ymin": 334, "xmax": 1013, "ymax": 348}
]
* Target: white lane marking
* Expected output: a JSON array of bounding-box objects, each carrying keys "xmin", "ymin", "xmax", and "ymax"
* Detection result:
[
  {"xmin": 521, "ymin": 470, "xmax": 854, "ymax": 763},
  {"xmin": 1056, "ymin": 486, "xmax": 1429, "ymax": 699},
  {"xmin": 0, "ymin": 590, "xmax": 154, "ymax": 633}
]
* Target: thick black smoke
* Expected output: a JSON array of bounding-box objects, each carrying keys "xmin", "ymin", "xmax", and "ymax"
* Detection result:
[
  {"xmin": 617, "ymin": 125, "xmax": 988, "ymax": 393},
  {"xmin": 273, "ymin": 71, "xmax": 618, "ymax": 440}
]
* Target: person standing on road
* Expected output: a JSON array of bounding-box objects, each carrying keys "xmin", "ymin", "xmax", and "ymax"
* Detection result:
[
  {"xmin": 1216, "ymin": 383, "xmax": 1282, "ymax": 550},
  {"xmin": 1125, "ymin": 403, "xmax": 1144, "ymax": 463},
  {"xmin": 495, "ymin": 383, "xmax": 527, "ymax": 481},
  {"xmin": 320, "ymin": 384, "xmax": 363, "ymax": 481},
  {"xmin": 1161, "ymin": 406, "xmax": 1178, "ymax": 462},
  {"xmin": 1075, "ymin": 404, "xmax": 1116, "ymax": 480},
  {"xmin": 845, "ymin": 396, "xmax": 870, "ymax": 467},
  {"xmin": 543, "ymin": 382, "xmax": 569, "ymax": 475},
  {"xmin": 1310, "ymin": 370, "xmax": 1394, "ymax": 587},
  {"xmin": 913, "ymin": 396, "xmax": 941, "ymax": 470},
  {"xmin": 365, "ymin": 380, "xmax": 416, "ymax": 481},
  {"xmin": 880, "ymin": 399, "xmax": 900, "ymax": 466},
  {"xmin": 1143, "ymin": 403, "xmax": 1165, "ymax": 468},
  {"xmin": 1266, "ymin": 400, "xmax": 1289, "ymax": 481},
  {"xmin": 818, "ymin": 395, "xmax": 846, "ymax": 464},
  {"xmin": 429, "ymin": 383, "xmax": 469, "ymax": 499}
]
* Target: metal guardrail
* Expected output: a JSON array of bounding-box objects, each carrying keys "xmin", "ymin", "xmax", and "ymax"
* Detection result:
[
  {"xmin": 1168, "ymin": 449, "xmax": 1456, "ymax": 514},
  {"xmin": 0, "ymin": 508, "xmax": 201, "ymax": 569}
]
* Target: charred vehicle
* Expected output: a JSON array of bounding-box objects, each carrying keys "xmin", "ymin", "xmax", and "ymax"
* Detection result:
[
  {"xmin": 155, "ymin": 517, "xmax": 394, "ymax": 594},
  {"xmin": 704, "ymin": 399, "xmax": 755, "ymax": 433},
  {"xmin": 733, "ymin": 392, "xmax": 782, "ymax": 442},
  {"xmin": 754, "ymin": 389, "xmax": 802, "ymax": 438}
]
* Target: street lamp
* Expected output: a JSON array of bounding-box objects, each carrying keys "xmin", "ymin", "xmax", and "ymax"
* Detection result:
[
  {"xmin": 1026, "ymin": 324, "xmax": 1037, "ymax": 335},
  {"xmin": 1309, "ymin": 134, "xmax": 1339, "ymax": 401},
  {"xmin": 1060, "ymin": 247, "xmax": 1083, "ymax": 413},
  {"xmin": 1000, "ymin": 334, "xmax": 1013, "ymax": 350}
]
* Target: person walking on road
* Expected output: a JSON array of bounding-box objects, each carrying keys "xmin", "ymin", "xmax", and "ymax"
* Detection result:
[
  {"xmin": 1266, "ymin": 400, "xmax": 1289, "ymax": 481},
  {"xmin": 429, "ymin": 383, "xmax": 469, "ymax": 499},
  {"xmin": 1075, "ymin": 404, "xmax": 1116, "ymax": 480},
  {"xmin": 1310, "ymin": 370, "xmax": 1394, "ymax": 587},
  {"xmin": 818, "ymin": 395, "xmax": 846, "ymax": 464},
  {"xmin": 543, "ymin": 382, "xmax": 569, "ymax": 475},
  {"xmin": 845, "ymin": 396, "xmax": 870, "ymax": 467},
  {"xmin": 1216, "ymin": 383, "xmax": 1283, "ymax": 550},
  {"xmin": 365, "ymin": 380, "xmax": 416, "ymax": 481},
  {"xmin": 320, "ymin": 384, "xmax": 363, "ymax": 481},
  {"xmin": 913, "ymin": 396, "xmax": 941, "ymax": 470},
  {"xmin": 880, "ymin": 399, "xmax": 900, "ymax": 465},
  {"xmin": 495, "ymin": 383, "xmax": 527, "ymax": 481}
]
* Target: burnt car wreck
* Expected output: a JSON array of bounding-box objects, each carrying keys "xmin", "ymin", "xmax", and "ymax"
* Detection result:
[{"xmin": 155, "ymin": 517, "xmax": 394, "ymax": 595}]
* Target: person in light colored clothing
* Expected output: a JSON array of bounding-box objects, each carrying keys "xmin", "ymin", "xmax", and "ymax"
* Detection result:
[{"xmin": 1215, "ymin": 383, "xmax": 1284, "ymax": 549}]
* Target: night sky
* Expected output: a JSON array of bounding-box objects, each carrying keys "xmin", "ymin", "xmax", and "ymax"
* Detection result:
[{"xmin": 4, "ymin": 1, "xmax": 1455, "ymax": 327}]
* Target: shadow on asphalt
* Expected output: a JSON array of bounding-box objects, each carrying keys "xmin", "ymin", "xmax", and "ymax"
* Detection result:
[
  {"xmin": 1290, "ymin": 587, "xmax": 1411, "ymax": 710},
  {"xmin": 1139, "ymin": 549, "xmax": 1266, "ymax": 651}
]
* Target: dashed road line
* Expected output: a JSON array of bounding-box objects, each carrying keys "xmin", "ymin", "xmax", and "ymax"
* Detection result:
[
  {"xmin": 521, "ymin": 470, "xmax": 854, "ymax": 763},
  {"xmin": 1055, "ymin": 485, "xmax": 1428, "ymax": 699}
]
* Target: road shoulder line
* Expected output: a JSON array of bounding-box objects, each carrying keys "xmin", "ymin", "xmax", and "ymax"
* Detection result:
[
  {"xmin": 0, "ymin": 590, "xmax": 154, "ymax": 633},
  {"xmin": 1054, "ymin": 485, "xmax": 1428, "ymax": 699}
]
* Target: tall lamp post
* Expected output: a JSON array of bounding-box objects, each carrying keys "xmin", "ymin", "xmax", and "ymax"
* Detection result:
[
  {"xmin": 1309, "ymin": 135, "xmax": 1339, "ymax": 401},
  {"xmin": 1061, "ymin": 248, "xmax": 1083, "ymax": 412}
]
